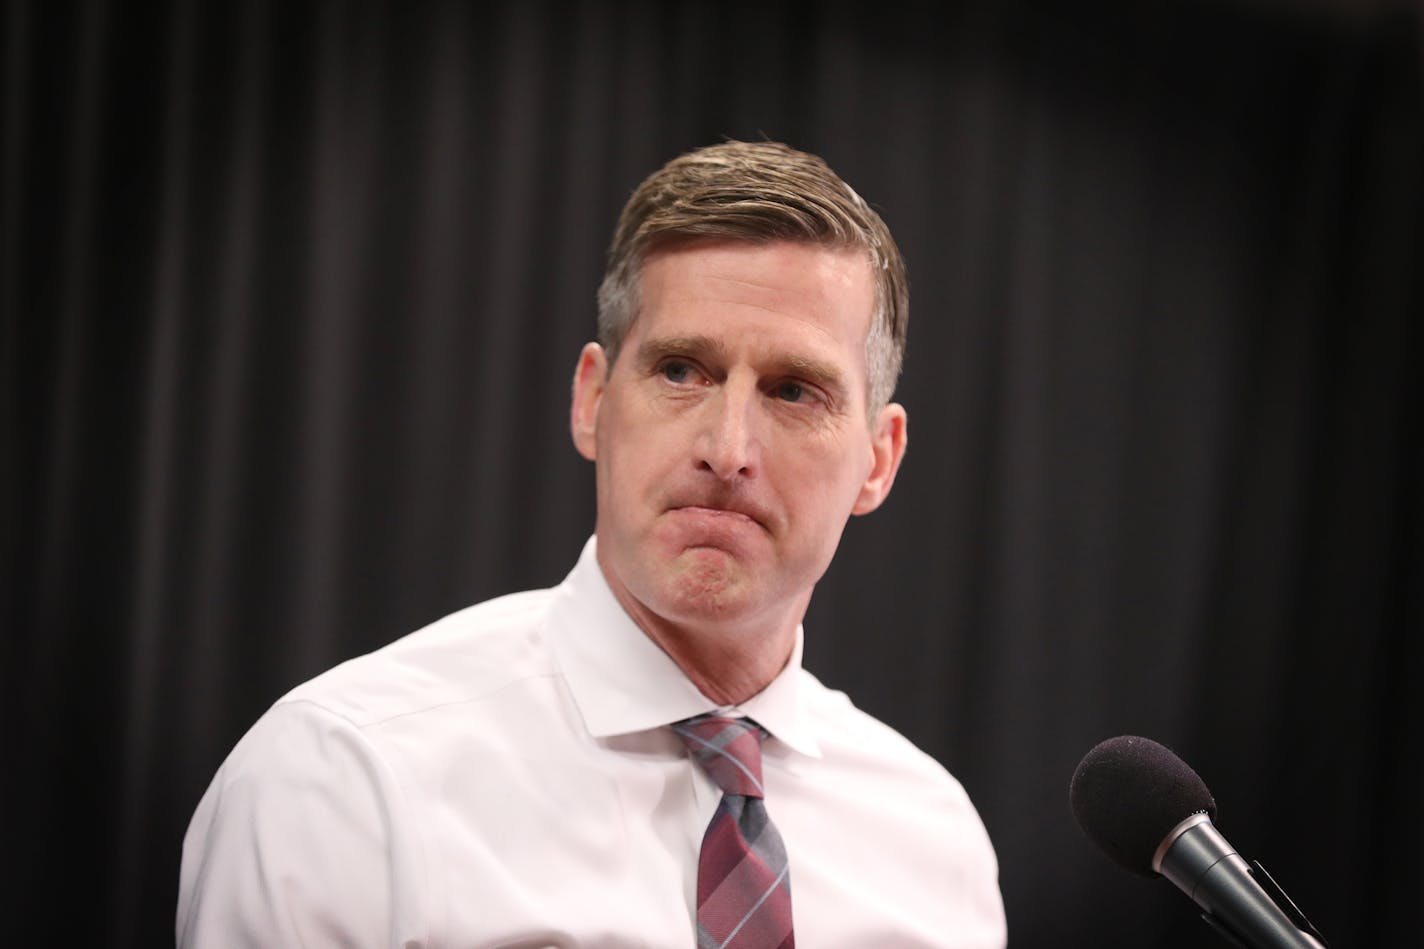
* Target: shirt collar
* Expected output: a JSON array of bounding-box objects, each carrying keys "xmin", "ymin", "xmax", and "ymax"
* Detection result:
[{"xmin": 545, "ymin": 536, "xmax": 822, "ymax": 758}]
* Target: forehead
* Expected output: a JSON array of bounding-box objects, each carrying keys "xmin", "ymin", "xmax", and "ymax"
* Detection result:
[{"xmin": 634, "ymin": 239, "xmax": 876, "ymax": 346}]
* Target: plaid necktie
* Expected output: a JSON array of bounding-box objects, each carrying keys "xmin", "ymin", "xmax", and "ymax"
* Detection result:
[{"xmin": 672, "ymin": 714, "xmax": 795, "ymax": 949}]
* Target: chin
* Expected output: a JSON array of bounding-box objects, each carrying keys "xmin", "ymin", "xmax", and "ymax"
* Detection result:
[{"xmin": 660, "ymin": 555, "xmax": 762, "ymax": 623}]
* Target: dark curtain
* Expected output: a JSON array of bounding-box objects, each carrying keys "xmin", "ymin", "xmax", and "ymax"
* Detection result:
[{"xmin": 4, "ymin": 1, "xmax": 1420, "ymax": 946}]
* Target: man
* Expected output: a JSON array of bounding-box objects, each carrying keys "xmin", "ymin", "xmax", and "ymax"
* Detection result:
[{"xmin": 178, "ymin": 140, "xmax": 1006, "ymax": 947}]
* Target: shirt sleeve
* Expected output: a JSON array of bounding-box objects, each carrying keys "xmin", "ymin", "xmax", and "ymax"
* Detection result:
[{"xmin": 176, "ymin": 700, "xmax": 431, "ymax": 948}]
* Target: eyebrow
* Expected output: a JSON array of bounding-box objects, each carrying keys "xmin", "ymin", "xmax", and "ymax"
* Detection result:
[
  {"xmin": 778, "ymin": 352, "xmax": 850, "ymax": 402},
  {"xmin": 636, "ymin": 334, "xmax": 850, "ymax": 403},
  {"xmin": 636, "ymin": 334, "xmax": 729, "ymax": 368}
]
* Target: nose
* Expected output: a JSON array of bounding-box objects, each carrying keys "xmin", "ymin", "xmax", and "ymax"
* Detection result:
[{"xmin": 694, "ymin": 381, "xmax": 761, "ymax": 480}]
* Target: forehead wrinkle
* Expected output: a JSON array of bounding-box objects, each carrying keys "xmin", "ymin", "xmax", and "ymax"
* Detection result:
[{"xmin": 700, "ymin": 269, "xmax": 859, "ymax": 316}]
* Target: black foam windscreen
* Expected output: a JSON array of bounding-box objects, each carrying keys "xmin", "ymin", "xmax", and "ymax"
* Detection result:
[{"xmin": 1069, "ymin": 735, "xmax": 1218, "ymax": 876}]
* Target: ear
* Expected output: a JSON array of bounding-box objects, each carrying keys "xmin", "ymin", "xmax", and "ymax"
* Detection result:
[
  {"xmin": 851, "ymin": 402, "xmax": 908, "ymax": 515},
  {"xmin": 570, "ymin": 342, "xmax": 608, "ymax": 461}
]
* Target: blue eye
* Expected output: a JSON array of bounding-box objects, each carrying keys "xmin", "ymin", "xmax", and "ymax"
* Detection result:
[
  {"xmin": 775, "ymin": 381, "xmax": 805, "ymax": 402},
  {"xmin": 662, "ymin": 361, "xmax": 692, "ymax": 384}
]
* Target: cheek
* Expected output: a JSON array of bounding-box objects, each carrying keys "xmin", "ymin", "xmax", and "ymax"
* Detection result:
[
  {"xmin": 778, "ymin": 446, "xmax": 865, "ymax": 515},
  {"xmin": 597, "ymin": 406, "xmax": 670, "ymax": 494}
]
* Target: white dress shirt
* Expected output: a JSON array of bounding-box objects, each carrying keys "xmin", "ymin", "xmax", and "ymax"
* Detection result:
[{"xmin": 178, "ymin": 537, "xmax": 1006, "ymax": 948}]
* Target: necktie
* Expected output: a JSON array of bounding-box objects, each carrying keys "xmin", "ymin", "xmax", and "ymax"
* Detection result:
[{"xmin": 672, "ymin": 714, "xmax": 795, "ymax": 949}]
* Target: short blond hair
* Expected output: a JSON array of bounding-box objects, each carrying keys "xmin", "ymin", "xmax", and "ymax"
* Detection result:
[{"xmin": 597, "ymin": 140, "xmax": 908, "ymax": 412}]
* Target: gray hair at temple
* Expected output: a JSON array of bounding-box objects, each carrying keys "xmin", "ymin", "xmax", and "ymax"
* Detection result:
[{"xmin": 596, "ymin": 140, "xmax": 909, "ymax": 414}]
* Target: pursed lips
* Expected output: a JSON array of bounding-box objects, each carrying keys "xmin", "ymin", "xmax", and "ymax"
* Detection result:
[{"xmin": 666, "ymin": 500, "xmax": 773, "ymax": 534}]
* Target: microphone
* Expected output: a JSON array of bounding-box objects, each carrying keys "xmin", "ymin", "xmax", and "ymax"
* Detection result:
[{"xmin": 1069, "ymin": 735, "xmax": 1329, "ymax": 949}]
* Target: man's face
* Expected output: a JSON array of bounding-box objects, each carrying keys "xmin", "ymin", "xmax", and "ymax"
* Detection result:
[{"xmin": 571, "ymin": 239, "xmax": 907, "ymax": 639}]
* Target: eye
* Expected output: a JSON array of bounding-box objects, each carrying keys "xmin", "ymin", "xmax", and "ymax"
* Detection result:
[
  {"xmin": 773, "ymin": 381, "xmax": 807, "ymax": 403},
  {"xmin": 660, "ymin": 360, "xmax": 695, "ymax": 384}
]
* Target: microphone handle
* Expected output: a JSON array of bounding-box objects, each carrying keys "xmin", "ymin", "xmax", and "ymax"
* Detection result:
[{"xmin": 1156, "ymin": 816, "xmax": 1326, "ymax": 949}]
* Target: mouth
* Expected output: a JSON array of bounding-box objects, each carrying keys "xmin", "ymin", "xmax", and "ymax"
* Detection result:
[{"xmin": 667, "ymin": 498, "xmax": 772, "ymax": 534}]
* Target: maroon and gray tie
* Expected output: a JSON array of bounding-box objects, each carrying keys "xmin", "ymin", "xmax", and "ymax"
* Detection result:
[{"xmin": 672, "ymin": 714, "xmax": 795, "ymax": 949}]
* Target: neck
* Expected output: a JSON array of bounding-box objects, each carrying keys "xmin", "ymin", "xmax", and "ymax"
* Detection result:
[
  {"xmin": 642, "ymin": 617, "xmax": 797, "ymax": 706},
  {"xmin": 600, "ymin": 567, "xmax": 804, "ymax": 707}
]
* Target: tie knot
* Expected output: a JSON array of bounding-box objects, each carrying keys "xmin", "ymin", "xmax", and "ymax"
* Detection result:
[{"xmin": 671, "ymin": 715, "xmax": 767, "ymax": 798}]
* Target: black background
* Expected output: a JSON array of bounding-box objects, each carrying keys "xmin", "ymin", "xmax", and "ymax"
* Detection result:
[{"xmin": 4, "ymin": 1, "xmax": 1420, "ymax": 946}]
